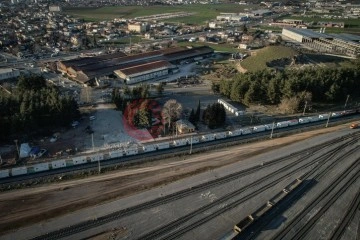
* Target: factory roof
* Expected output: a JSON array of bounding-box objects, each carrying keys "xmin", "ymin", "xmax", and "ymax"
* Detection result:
[{"xmin": 284, "ymin": 28, "xmax": 333, "ymax": 39}]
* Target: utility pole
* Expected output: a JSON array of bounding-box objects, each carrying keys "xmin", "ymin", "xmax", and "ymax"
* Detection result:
[
  {"xmin": 326, "ymin": 112, "xmax": 331, "ymax": 128},
  {"xmin": 270, "ymin": 122, "xmax": 275, "ymax": 139},
  {"xmin": 344, "ymin": 94, "xmax": 350, "ymax": 109},
  {"xmin": 302, "ymin": 101, "xmax": 307, "ymax": 116},
  {"xmin": 91, "ymin": 133, "xmax": 95, "ymax": 152},
  {"xmin": 189, "ymin": 136, "xmax": 193, "ymax": 155}
]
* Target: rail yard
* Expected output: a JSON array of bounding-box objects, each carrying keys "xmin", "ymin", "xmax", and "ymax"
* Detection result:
[{"xmin": 0, "ymin": 122, "xmax": 359, "ymax": 240}]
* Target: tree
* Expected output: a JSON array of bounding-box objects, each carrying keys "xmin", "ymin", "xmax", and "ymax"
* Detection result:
[
  {"xmin": 156, "ymin": 82, "xmax": 165, "ymax": 95},
  {"xmin": 202, "ymin": 103, "xmax": 226, "ymax": 129},
  {"xmin": 134, "ymin": 109, "xmax": 151, "ymax": 128},
  {"xmin": 195, "ymin": 100, "xmax": 201, "ymax": 121},
  {"xmin": 162, "ymin": 99, "xmax": 183, "ymax": 129},
  {"xmin": 188, "ymin": 109, "xmax": 196, "ymax": 125}
]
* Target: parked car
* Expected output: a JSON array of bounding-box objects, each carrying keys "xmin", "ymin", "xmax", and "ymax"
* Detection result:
[{"xmin": 89, "ymin": 116, "xmax": 96, "ymax": 121}]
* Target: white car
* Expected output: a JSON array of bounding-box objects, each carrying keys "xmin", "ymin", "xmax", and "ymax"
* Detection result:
[{"xmin": 89, "ymin": 116, "xmax": 96, "ymax": 121}]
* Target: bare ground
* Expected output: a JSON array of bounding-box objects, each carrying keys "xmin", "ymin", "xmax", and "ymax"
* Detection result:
[{"xmin": 0, "ymin": 124, "xmax": 348, "ymax": 235}]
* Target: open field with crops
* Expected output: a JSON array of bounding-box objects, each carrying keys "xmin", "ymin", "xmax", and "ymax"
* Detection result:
[{"xmin": 63, "ymin": 4, "xmax": 255, "ymax": 23}]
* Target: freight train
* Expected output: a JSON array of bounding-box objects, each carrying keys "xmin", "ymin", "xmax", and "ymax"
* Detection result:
[{"xmin": 0, "ymin": 109, "xmax": 359, "ymax": 179}]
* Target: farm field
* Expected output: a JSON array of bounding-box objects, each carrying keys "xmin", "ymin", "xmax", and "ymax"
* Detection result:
[{"xmin": 63, "ymin": 4, "xmax": 255, "ymax": 23}]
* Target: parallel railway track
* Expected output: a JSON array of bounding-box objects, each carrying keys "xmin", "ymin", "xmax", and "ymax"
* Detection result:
[{"xmin": 30, "ymin": 132, "xmax": 360, "ymax": 240}]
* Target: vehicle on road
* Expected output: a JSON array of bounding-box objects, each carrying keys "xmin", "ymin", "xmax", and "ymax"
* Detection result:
[{"xmin": 350, "ymin": 123, "xmax": 359, "ymax": 129}]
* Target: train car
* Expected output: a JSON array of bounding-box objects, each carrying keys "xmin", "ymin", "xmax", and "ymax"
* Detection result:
[
  {"xmin": 215, "ymin": 132, "xmax": 227, "ymax": 139},
  {"xmin": 331, "ymin": 112, "xmax": 342, "ymax": 118},
  {"xmin": 277, "ymin": 121, "xmax": 289, "ymax": 128},
  {"xmin": 0, "ymin": 169, "xmax": 10, "ymax": 178},
  {"xmin": 228, "ymin": 129, "xmax": 242, "ymax": 136},
  {"xmin": 264, "ymin": 124, "xmax": 275, "ymax": 131},
  {"xmin": 173, "ymin": 139, "xmax": 188, "ymax": 147},
  {"xmin": 143, "ymin": 144, "xmax": 156, "ymax": 152},
  {"xmin": 202, "ymin": 134, "xmax": 215, "ymax": 142},
  {"xmin": 241, "ymin": 128, "xmax": 252, "ymax": 135},
  {"xmin": 109, "ymin": 150, "xmax": 123, "ymax": 158},
  {"xmin": 309, "ymin": 116, "xmax": 320, "ymax": 122},
  {"xmin": 299, "ymin": 117, "xmax": 310, "ymax": 124},
  {"xmin": 288, "ymin": 119, "xmax": 299, "ymax": 126},
  {"xmin": 125, "ymin": 147, "xmax": 138, "ymax": 156},
  {"xmin": 157, "ymin": 142, "xmax": 170, "ymax": 150},
  {"xmin": 253, "ymin": 125, "xmax": 266, "ymax": 133},
  {"xmin": 319, "ymin": 113, "xmax": 329, "ymax": 120},
  {"xmin": 234, "ymin": 215, "xmax": 254, "ymax": 233}
]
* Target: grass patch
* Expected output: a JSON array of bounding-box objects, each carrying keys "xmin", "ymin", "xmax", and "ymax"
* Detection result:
[
  {"xmin": 240, "ymin": 46, "xmax": 297, "ymax": 72},
  {"xmin": 64, "ymin": 4, "xmax": 256, "ymax": 24}
]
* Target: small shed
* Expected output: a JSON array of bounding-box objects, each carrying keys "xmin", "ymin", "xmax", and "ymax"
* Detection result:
[{"xmin": 176, "ymin": 119, "xmax": 195, "ymax": 134}]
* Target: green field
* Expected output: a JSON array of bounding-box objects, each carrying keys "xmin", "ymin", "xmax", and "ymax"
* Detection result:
[
  {"xmin": 63, "ymin": 4, "xmax": 255, "ymax": 24},
  {"xmin": 240, "ymin": 46, "xmax": 297, "ymax": 72}
]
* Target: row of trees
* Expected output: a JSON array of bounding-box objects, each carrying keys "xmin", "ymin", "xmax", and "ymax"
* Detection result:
[
  {"xmin": 0, "ymin": 75, "xmax": 80, "ymax": 141},
  {"xmin": 213, "ymin": 64, "xmax": 360, "ymax": 108}
]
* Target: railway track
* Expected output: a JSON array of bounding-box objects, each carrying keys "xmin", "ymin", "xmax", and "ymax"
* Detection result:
[
  {"xmin": 329, "ymin": 188, "xmax": 360, "ymax": 240},
  {"xmin": 30, "ymin": 132, "xmax": 360, "ymax": 240},
  {"xmin": 271, "ymin": 159, "xmax": 360, "ymax": 240},
  {"xmin": 237, "ymin": 142, "xmax": 360, "ymax": 240},
  {"xmin": 136, "ymin": 135, "xmax": 360, "ymax": 240}
]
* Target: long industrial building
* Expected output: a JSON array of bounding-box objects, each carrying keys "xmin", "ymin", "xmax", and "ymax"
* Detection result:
[
  {"xmin": 282, "ymin": 28, "xmax": 360, "ymax": 57},
  {"xmin": 57, "ymin": 46, "xmax": 214, "ymax": 85}
]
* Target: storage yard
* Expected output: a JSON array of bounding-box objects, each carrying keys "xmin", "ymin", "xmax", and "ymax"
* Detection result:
[{"xmin": 0, "ymin": 123, "xmax": 359, "ymax": 240}]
